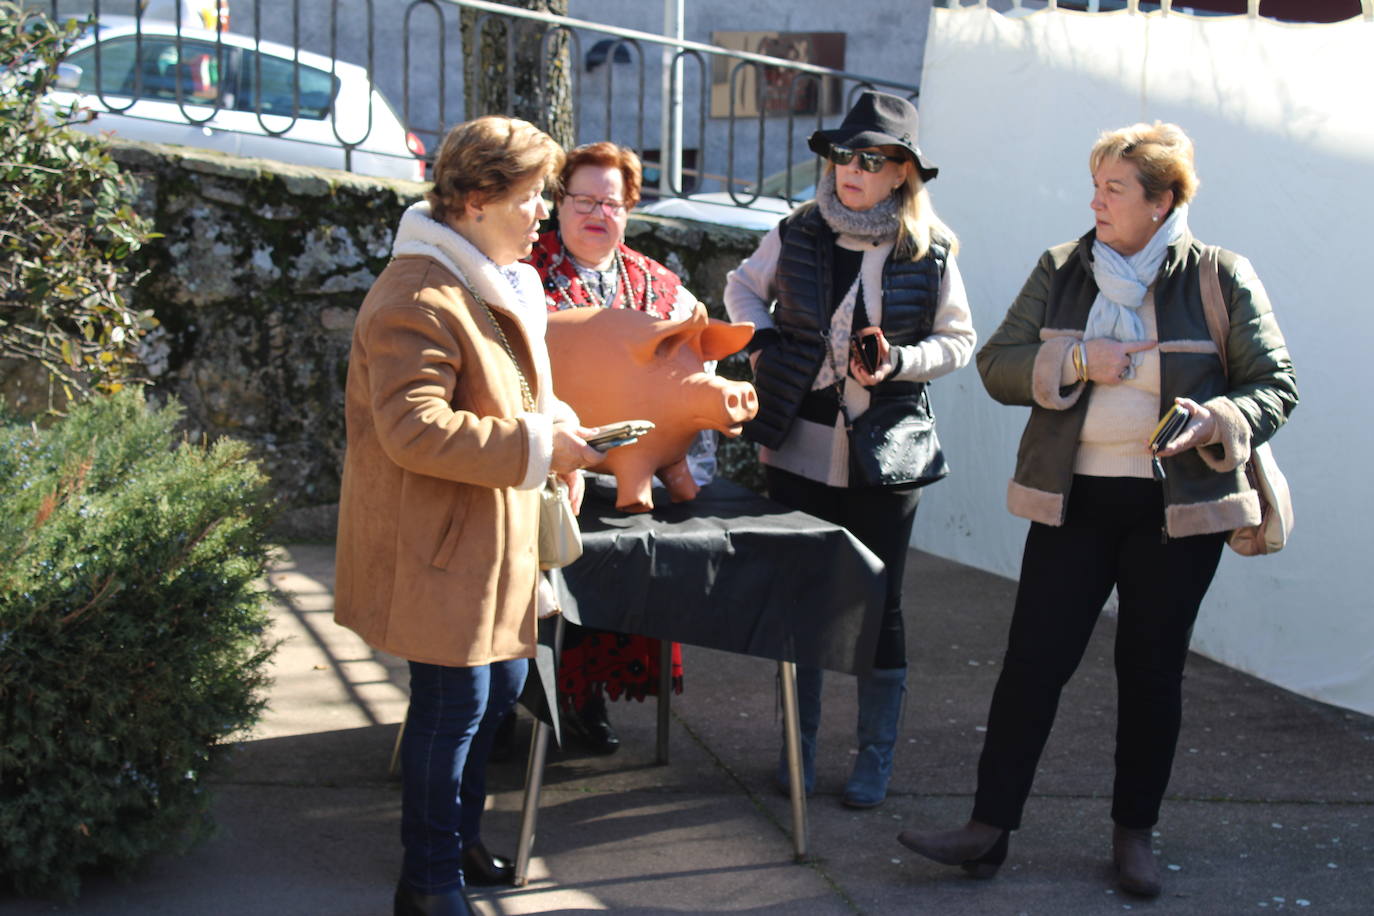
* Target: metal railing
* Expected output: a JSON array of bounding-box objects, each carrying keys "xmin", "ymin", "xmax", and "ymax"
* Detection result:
[
  {"xmin": 444, "ymin": 0, "xmax": 922, "ymax": 206},
  {"xmin": 33, "ymin": 0, "xmax": 922, "ymax": 206},
  {"xmin": 35, "ymin": 1, "xmax": 1369, "ymax": 203},
  {"xmin": 37, "ymin": 0, "xmax": 418, "ymax": 176}
]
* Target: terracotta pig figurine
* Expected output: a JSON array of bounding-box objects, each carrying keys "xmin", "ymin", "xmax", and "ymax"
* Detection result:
[{"xmin": 546, "ymin": 303, "xmax": 758, "ymax": 512}]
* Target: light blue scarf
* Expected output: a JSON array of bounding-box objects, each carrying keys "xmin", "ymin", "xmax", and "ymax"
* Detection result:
[{"xmin": 1086, "ymin": 204, "xmax": 1189, "ymax": 379}]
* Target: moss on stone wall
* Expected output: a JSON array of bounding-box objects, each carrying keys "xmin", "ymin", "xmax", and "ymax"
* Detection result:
[{"xmin": 78, "ymin": 141, "xmax": 766, "ymax": 537}]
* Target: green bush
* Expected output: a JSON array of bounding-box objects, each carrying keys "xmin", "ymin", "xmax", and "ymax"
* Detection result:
[
  {"xmin": 0, "ymin": 391, "xmax": 277, "ymax": 900},
  {"xmin": 0, "ymin": 2, "xmax": 159, "ymax": 406}
]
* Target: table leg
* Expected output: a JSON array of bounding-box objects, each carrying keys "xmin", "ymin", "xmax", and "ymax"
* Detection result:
[
  {"xmin": 514, "ymin": 613, "xmax": 563, "ymax": 887},
  {"xmin": 779, "ymin": 660, "xmax": 809, "ymax": 861},
  {"xmin": 514, "ymin": 711, "xmax": 550, "ymax": 886},
  {"xmin": 657, "ymin": 639, "xmax": 672, "ymax": 765}
]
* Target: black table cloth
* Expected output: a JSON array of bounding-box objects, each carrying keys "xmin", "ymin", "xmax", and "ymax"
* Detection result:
[
  {"xmin": 513, "ymin": 474, "xmax": 888, "ymax": 879},
  {"xmin": 549, "ymin": 474, "xmax": 886, "ymax": 676}
]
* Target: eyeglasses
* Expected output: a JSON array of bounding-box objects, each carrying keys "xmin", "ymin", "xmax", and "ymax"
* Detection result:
[
  {"xmin": 828, "ymin": 145, "xmax": 903, "ymax": 173},
  {"xmin": 564, "ymin": 194, "xmax": 627, "ymax": 216}
]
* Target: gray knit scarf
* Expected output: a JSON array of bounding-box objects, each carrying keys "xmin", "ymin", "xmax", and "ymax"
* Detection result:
[{"xmin": 815, "ymin": 169, "xmax": 900, "ymax": 243}]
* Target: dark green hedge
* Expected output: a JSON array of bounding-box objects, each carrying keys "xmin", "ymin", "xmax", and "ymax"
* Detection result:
[{"xmin": 0, "ymin": 392, "xmax": 277, "ymax": 899}]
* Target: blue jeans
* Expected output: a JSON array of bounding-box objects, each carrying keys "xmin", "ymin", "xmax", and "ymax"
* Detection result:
[{"xmin": 399, "ymin": 658, "xmax": 527, "ymax": 893}]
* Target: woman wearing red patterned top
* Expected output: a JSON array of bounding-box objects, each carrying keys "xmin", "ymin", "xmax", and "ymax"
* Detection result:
[{"xmin": 526, "ymin": 141, "xmax": 706, "ymax": 753}]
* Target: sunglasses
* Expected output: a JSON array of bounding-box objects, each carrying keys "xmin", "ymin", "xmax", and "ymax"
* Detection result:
[
  {"xmin": 564, "ymin": 194, "xmax": 627, "ymax": 216},
  {"xmin": 828, "ymin": 145, "xmax": 904, "ymax": 173}
]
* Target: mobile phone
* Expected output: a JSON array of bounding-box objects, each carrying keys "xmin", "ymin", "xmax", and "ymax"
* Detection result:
[
  {"xmin": 585, "ymin": 420, "xmax": 655, "ymax": 452},
  {"xmin": 851, "ymin": 327, "xmax": 882, "ymax": 375},
  {"xmin": 1148, "ymin": 403, "xmax": 1191, "ymax": 453}
]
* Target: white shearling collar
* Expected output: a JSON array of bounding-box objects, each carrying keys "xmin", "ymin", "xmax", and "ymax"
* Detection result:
[{"xmin": 390, "ymin": 201, "xmax": 546, "ymax": 340}]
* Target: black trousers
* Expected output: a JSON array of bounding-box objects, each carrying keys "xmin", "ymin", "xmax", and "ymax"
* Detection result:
[
  {"xmin": 972, "ymin": 475, "xmax": 1225, "ymax": 831},
  {"xmin": 765, "ymin": 466, "xmax": 921, "ymax": 670}
]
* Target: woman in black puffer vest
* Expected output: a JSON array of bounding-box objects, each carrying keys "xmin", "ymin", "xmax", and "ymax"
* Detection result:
[{"xmin": 724, "ymin": 91, "xmax": 976, "ymax": 809}]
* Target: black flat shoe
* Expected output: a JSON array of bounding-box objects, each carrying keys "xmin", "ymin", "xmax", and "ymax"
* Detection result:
[
  {"xmin": 564, "ymin": 694, "xmax": 620, "ymax": 755},
  {"xmin": 462, "ymin": 841, "xmax": 515, "ymax": 886},
  {"xmin": 394, "ymin": 879, "xmax": 474, "ymax": 916}
]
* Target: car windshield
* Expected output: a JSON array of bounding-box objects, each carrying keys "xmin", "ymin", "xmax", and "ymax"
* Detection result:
[
  {"xmin": 238, "ymin": 48, "xmax": 337, "ymax": 119},
  {"xmin": 64, "ymin": 33, "xmax": 339, "ymax": 120}
]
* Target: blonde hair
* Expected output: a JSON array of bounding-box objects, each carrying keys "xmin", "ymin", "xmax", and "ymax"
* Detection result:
[
  {"xmin": 1089, "ymin": 121, "xmax": 1199, "ymax": 212},
  {"xmin": 893, "ymin": 163, "xmax": 958, "ymax": 262},
  {"xmin": 426, "ymin": 116, "xmax": 565, "ymax": 223}
]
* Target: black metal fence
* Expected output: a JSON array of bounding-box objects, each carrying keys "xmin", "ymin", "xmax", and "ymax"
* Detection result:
[{"xmin": 31, "ymin": 0, "xmax": 922, "ymax": 207}]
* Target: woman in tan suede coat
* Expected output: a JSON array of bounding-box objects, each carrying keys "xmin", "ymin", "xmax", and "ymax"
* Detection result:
[{"xmin": 335, "ymin": 116, "xmax": 601, "ymax": 916}]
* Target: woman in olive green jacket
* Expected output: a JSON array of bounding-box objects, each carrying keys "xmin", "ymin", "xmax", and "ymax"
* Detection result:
[{"xmin": 897, "ymin": 122, "xmax": 1296, "ymax": 899}]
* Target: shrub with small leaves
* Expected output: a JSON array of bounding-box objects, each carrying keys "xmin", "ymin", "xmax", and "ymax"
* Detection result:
[
  {"xmin": 0, "ymin": 390, "xmax": 278, "ymax": 900},
  {"xmin": 0, "ymin": 2, "xmax": 159, "ymax": 406}
]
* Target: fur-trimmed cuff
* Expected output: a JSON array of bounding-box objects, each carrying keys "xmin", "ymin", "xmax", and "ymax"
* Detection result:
[
  {"xmin": 1032, "ymin": 336, "xmax": 1086, "ymax": 410},
  {"xmin": 1166, "ymin": 490, "xmax": 1260, "ymax": 538},
  {"xmin": 1195, "ymin": 396, "xmax": 1251, "ymax": 473},
  {"xmin": 1007, "ymin": 478, "xmax": 1065, "ymax": 527},
  {"xmin": 517, "ymin": 411, "xmax": 553, "ymax": 490}
]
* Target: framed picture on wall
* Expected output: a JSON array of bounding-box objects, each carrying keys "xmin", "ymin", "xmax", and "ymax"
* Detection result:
[{"xmin": 709, "ymin": 31, "xmax": 846, "ymax": 118}]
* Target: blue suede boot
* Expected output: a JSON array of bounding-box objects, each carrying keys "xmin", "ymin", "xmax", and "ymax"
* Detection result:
[
  {"xmin": 774, "ymin": 665, "xmax": 823, "ymax": 796},
  {"xmin": 842, "ymin": 666, "xmax": 907, "ymax": 808}
]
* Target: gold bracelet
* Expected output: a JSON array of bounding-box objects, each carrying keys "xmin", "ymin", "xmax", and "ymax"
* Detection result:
[{"xmin": 1072, "ymin": 342, "xmax": 1088, "ymax": 383}]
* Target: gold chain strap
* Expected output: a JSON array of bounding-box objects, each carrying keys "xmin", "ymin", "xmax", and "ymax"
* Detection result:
[
  {"xmin": 453, "ymin": 264, "xmax": 536, "ymax": 413},
  {"xmin": 482, "ymin": 301, "xmax": 535, "ymax": 413}
]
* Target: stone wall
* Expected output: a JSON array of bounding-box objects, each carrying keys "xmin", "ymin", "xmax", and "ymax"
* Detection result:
[{"xmin": 86, "ymin": 141, "xmax": 764, "ymax": 537}]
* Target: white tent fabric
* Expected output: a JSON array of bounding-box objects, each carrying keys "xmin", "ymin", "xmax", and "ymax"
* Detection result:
[{"xmin": 915, "ymin": 5, "xmax": 1374, "ymax": 715}]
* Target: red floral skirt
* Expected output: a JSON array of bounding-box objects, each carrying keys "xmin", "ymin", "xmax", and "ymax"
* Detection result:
[{"xmin": 557, "ymin": 623, "xmax": 684, "ymax": 710}]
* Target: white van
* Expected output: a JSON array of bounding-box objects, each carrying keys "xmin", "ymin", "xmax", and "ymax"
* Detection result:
[{"xmin": 50, "ymin": 18, "xmax": 425, "ymax": 181}]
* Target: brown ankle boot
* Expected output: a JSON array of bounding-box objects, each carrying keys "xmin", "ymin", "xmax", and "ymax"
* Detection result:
[
  {"xmin": 897, "ymin": 820, "xmax": 1009, "ymax": 878},
  {"xmin": 1113, "ymin": 824, "xmax": 1162, "ymax": 898}
]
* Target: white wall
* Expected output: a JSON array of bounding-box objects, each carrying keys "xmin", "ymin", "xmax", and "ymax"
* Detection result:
[{"xmin": 915, "ymin": 5, "xmax": 1374, "ymax": 714}]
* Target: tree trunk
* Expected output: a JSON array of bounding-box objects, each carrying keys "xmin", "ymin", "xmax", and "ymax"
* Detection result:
[{"xmin": 461, "ymin": 0, "xmax": 574, "ymax": 150}]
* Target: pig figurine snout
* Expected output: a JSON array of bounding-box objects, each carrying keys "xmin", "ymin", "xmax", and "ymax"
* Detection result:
[{"xmin": 700, "ymin": 376, "xmax": 758, "ymax": 437}]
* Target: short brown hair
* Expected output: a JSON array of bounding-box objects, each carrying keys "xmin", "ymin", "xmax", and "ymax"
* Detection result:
[
  {"xmin": 1089, "ymin": 121, "xmax": 1199, "ymax": 212},
  {"xmin": 558, "ymin": 141, "xmax": 643, "ymax": 210},
  {"xmin": 426, "ymin": 116, "xmax": 564, "ymax": 223}
]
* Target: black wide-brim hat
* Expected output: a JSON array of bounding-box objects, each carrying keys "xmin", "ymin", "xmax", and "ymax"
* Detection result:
[{"xmin": 808, "ymin": 90, "xmax": 939, "ymax": 183}]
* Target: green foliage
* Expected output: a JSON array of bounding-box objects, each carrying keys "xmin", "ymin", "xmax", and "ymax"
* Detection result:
[
  {"xmin": 0, "ymin": 390, "xmax": 278, "ymax": 900},
  {"xmin": 0, "ymin": 2, "xmax": 159, "ymax": 407}
]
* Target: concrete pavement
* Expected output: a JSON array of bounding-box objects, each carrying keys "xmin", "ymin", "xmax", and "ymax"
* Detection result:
[{"xmin": 5, "ymin": 543, "xmax": 1372, "ymax": 914}]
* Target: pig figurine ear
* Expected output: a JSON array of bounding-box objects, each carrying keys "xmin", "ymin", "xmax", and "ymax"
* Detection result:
[
  {"xmin": 699, "ymin": 319, "xmax": 755, "ymax": 362},
  {"xmin": 630, "ymin": 303, "xmax": 754, "ymax": 365}
]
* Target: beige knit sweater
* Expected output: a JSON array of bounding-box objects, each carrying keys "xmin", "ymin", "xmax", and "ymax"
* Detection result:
[{"xmin": 1060, "ymin": 295, "xmax": 1161, "ymax": 479}]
